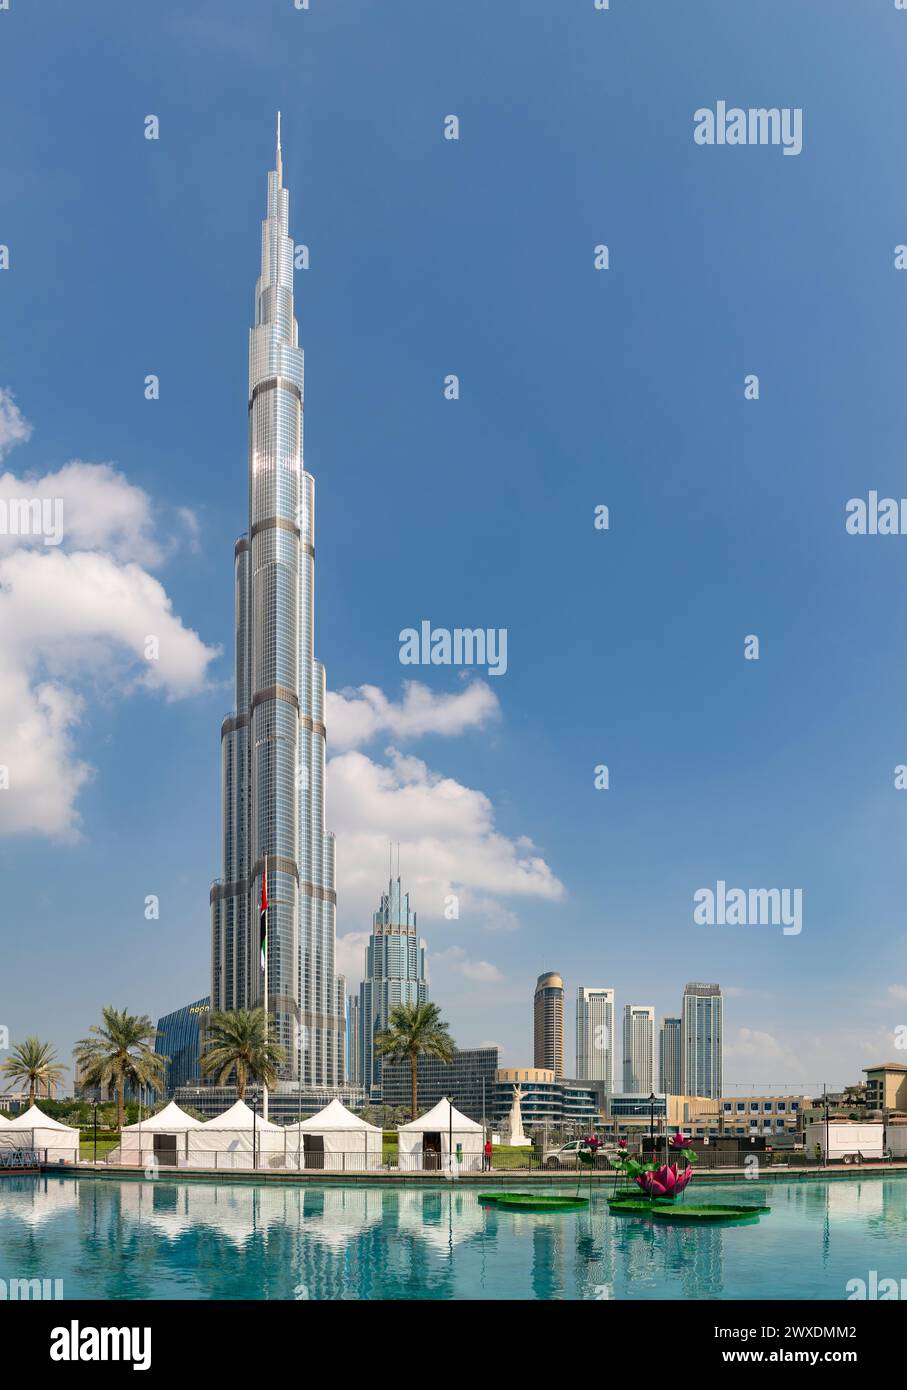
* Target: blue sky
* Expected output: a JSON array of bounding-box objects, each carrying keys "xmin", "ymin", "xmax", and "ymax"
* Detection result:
[{"xmin": 2, "ymin": 0, "xmax": 907, "ymax": 1094}]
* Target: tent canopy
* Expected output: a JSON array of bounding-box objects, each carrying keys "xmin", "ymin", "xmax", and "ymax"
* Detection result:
[
  {"xmin": 7, "ymin": 1104, "xmax": 75, "ymax": 1131},
  {"xmin": 0, "ymin": 1104, "xmax": 80, "ymax": 1162},
  {"xmin": 201, "ymin": 1099, "xmax": 282, "ymax": 1131},
  {"xmin": 397, "ymin": 1098, "xmax": 483, "ymax": 1170},
  {"xmin": 287, "ymin": 1099, "xmax": 381, "ymax": 1134},
  {"xmin": 398, "ymin": 1098, "xmax": 482, "ymax": 1134},
  {"xmin": 283, "ymin": 1098, "xmax": 382, "ymax": 1169},
  {"xmin": 122, "ymin": 1101, "xmax": 204, "ymax": 1133}
]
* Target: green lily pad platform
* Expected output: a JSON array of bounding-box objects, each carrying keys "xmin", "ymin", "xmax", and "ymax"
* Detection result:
[
  {"xmin": 608, "ymin": 1198, "xmax": 769, "ymax": 1222},
  {"xmin": 479, "ymin": 1193, "xmax": 590, "ymax": 1213}
]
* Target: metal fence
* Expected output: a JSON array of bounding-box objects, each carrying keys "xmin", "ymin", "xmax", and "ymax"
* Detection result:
[
  {"xmin": 0, "ymin": 1149, "xmax": 42, "ymax": 1170},
  {"xmin": 51, "ymin": 1144, "xmax": 884, "ymax": 1175}
]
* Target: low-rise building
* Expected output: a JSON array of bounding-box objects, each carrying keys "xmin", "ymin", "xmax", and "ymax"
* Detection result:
[
  {"xmin": 863, "ymin": 1063, "xmax": 907, "ymax": 1114},
  {"xmin": 380, "ymin": 1048, "xmax": 499, "ymax": 1123},
  {"xmin": 493, "ymin": 1068, "xmax": 604, "ymax": 1132}
]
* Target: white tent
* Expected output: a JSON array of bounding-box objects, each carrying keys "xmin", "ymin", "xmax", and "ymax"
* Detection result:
[
  {"xmin": 0, "ymin": 1105, "xmax": 80, "ymax": 1163},
  {"xmin": 115, "ymin": 1101, "xmax": 205, "ymax": 1168},
  {"xmin": 186, "ymin": 1099, "xmax": 286, "ymax": 1170},
  {"xmin": 283, "ymin": 1099, "xmax": 383, "ymax": 1172},
  {"xmin": 397, "ymin": 1098, "xmax": 484, "ymax": 1173}
]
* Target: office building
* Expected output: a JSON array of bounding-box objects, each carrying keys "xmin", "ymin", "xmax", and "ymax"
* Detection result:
[
  {"xmin": 379, "ymin": 1048, "xmax": 498, "ymax": 1124},
  {"xmin": 155, "ymin": 997, "xmax": 210, "ymax": 1096},
  {"xmin": 494, "ymin": 1069, "xmax": 603, "ymax": 1133},
  {"xmin": 534, "ymin": 972, "xmax": 565, "ymax": 1076},
  {"xmin": 346, "ymin": 995, "xmax": 361, "ymax": 1086},
  {"xmin": 659, "ymin": 1016, "xmax": 682, "ymax": 1095},
  {"xmin": 622, "ymin": 1005, "xmax": 655, "ymax": 1093},
  {"xmin": 358, "ymin": 876, "xmax": 427, "ymax": 1094},
  {"xmin": 575, "ymin": 986, "xmax": 615, "ymax": 1090},
  {"xmin": 681, "ymin": 982, "xmax": 722, "ymax": 1099}
]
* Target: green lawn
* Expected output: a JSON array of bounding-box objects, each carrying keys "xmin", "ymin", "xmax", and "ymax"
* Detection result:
[
  {"xmin": 79, "ymin": 1135, "xmax": 120, "ymax": 1160},
  {"xmin": 490, "ymin": 1146, "xmax": 534, "ymax": 1170}
]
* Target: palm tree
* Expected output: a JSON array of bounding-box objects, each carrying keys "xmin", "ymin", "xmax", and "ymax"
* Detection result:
[
  {"xmin": 375, "ymin": 1002, "xmax": 456, "ymax": 1121},
  {"xmin": 1, "ymin": 1037, "xmax": 67, "ymax": 1105},
  {"xmin": 200, "ymin": 1008, "xmax": 286, "ymax": 1100},
  {"xmin": 73, "ymin": 1008, "xmax": 167, "ymax": 1130}
]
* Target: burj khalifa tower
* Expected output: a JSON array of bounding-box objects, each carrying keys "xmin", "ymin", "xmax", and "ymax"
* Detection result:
[{"xmin": 211, "ymin": 118, "xmax": 344, "ymax": 1087}]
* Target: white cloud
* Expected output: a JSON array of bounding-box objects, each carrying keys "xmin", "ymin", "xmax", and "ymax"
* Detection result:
[
  {"xmin": 326, "ymin": 679, "xmax": 499, "ymax": 752},
  {"xmin": 328, "ymin": 745, "xmax": 564, "ymax": 932},
  {"xmin": 886, "ymin": 985, "xmax": 907, "ymax": 1002},
  {"xmin": 433, "ymin": 946, "xmax": 503, "ymax": 984},
  {"xmin": 335, "ymin": 932, "xmax": 370, "ymax": 986},
  {"xmin": 0, "ymin": 389, "xmax": 32, "ymax": 458},
  {"xmin": 0, "ymin": 411, "xmax": 218, "ymax": 839},
  {"xmin": 0, "ymin": 460, "xmax": 199, "ymax": 565}
]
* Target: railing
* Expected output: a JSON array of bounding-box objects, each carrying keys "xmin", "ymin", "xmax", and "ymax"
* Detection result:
[
  {"xmin": 66, "ymin": 1144, "xmax": 891, "ymax": 1175},
  {"xmin": 0, "ymin": 1149, "xmax": 42, "ymax": 1169}
]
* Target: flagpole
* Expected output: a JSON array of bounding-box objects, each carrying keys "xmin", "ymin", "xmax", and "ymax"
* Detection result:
[{"xmin": 263, "ymin": 854, "xmax": 269, "ymax": 1123}]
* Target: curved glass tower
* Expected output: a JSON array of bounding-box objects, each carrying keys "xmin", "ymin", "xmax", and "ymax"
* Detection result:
[{"xmin": 211, "ymin": 118, "xmax": 344, "ymax": 1086}]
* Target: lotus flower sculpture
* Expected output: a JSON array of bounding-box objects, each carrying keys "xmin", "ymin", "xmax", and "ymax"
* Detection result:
[
  {"xmin": 634, "ymin": 1161, "xmax": 694, "ymax": 1198},
  {"xmin": 577, "ymin": 1134, "xmax": 600, "ymax": 1166}
]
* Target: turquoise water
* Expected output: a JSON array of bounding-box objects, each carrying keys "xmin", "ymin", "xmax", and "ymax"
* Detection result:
[{"xmin": 2, "ymin": 1173, "xmax": 906, "ymax": 1299}]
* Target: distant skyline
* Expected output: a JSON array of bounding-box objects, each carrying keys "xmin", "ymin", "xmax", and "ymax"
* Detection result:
[{"xmin": 2, "ymin": 1, "xmax": 906, "ymax": 1096}]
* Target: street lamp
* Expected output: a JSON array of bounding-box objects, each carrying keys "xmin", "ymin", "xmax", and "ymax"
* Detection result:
[
  {"xmin": 92, "ymin": 1100, "xmax": 99, "ymax": 1164},
  {"xmin": 823, "ymin": 1087, "xmax": 830, "ymax": 1168},
  {"xmin": 649, "ymin": 1091, "xmax": 656, "ymax": 1146}
]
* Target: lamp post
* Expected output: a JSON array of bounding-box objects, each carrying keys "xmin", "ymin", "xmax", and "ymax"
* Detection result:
[
  {"xmin": 251, "ymin": 1088, "xmax": 258, "ymax": 1170},
  {"xmin": 649, "ymin": 1091, "xmax": 656, "ymax": 1147},
  {"xmin": 92, "ymin": 1100, "xmax": 98, "ymax": 1164},
  {"xmin": 823, "ymin": 1086, "xmax": 830, "ymax": 1169}
]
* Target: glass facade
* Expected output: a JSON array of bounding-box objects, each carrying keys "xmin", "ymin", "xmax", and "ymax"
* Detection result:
[
  {"xmin": 622, "ymin": 1005, "xmax": 655, "ymax": 1093},
  {"xmin": 659, "ymin": 1016, "xmax": 682, "ymax": 1094},
  {"xmin": 380, "ymin": 1048, "xmax": 498, "ymax": 1123},
  {"xmin": 575, "ymin": 986, "xmax": 614, "ymax": 1089},
  {"xmin": 155, "ymin": 998, "xmax": 210, "ymax": 1096},
  {"xmin": 681, "ymin": 982, "xmax": 722, "ymax": 1099},
  {"xmin": 210, "ymin": 123, "xmax": 344, "ymax": 1085},
  {"xmin": 534, "ymin": 973, "xmax": 564, "ymax": 1076},
  {"xmin": 358, "ymin": 877, "xmax": 427, "ymax": 1093}
]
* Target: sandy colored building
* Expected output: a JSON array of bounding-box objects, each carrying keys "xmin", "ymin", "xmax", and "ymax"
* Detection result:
[{"xmin": 863, "ymin": 1063, "xmax": 907, "ymax": 1114}]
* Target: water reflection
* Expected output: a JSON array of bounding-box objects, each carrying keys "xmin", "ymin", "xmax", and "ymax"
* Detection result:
[{"xmin": 0, "ymin": 1175, "xmax": 905, "ymax": 1300}]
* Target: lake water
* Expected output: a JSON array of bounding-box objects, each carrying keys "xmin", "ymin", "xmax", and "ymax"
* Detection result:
[{"xmin": 1, "ymin": 1172, "xmax": 905, "ymax": 1300}]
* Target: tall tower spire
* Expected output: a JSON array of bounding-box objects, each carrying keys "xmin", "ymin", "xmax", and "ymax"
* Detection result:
[{"xmin": 211, "ymin": 122, "xmax": 344, "ymax": 1091}]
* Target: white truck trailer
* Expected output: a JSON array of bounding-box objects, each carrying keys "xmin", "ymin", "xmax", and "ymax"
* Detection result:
[{"xmin": 805, "ymin": 1121, "xmax": 884, "ymax": 1162}]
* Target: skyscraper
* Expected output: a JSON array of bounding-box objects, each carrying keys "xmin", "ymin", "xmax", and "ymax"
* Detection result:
[
  {"xmin": 534, "ymin": 972, "xmax": 565, "ymax": 1076},
  {"xmin": 210, "ymin": 119, "xmax": 345, "ymax": 1086},
  {"xmin": 659, "ymin": 1015, "xmax": 682, "ymax": 1095},
  {"xmin": 575, "ymin": 986, "xmax": 615, "ymax": 1090},
  {"xmin": 346, "ymin": 995, "xmax": 361, "ymax": 1086},
  {"xmin": 681, "ymin": 982, "xmax": 722, "ymax": 1099},
  {"xmin": 622, "ymin": 1005, "xmax": 655, "ymax": 1093},
  {"xmin": 359, "ymin": 876, "xmax": 427, "ymax": 1094}
]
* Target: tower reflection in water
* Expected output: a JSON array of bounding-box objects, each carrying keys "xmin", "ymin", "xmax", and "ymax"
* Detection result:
[{"xmin": 3, "ymin": 1176, "xmax": 907, "ymax": 1299}]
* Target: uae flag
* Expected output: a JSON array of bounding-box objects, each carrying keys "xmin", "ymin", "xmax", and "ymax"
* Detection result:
[{"xmin": 259, "ymin": 858, "xmax": 268, "ymax": 971}]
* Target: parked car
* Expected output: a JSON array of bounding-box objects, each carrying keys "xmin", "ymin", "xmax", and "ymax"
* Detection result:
[{"xmin": 542, "ymin": 1140, "xmax": 616, "ymax": 1170}]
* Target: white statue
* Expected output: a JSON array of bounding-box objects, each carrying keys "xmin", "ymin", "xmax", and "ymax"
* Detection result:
[{"xmin": 503, "ymin": 1083, "xmax": 531, "ymax": 1147}]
